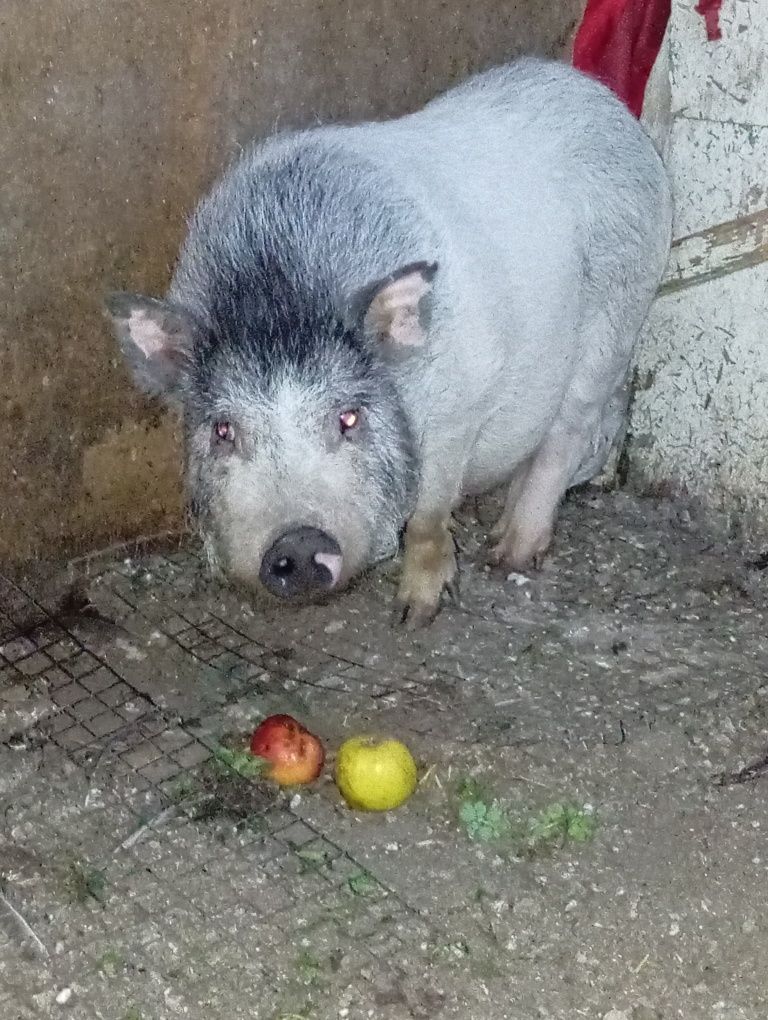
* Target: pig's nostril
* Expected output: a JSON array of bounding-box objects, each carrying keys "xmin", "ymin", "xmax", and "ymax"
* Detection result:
[
  {"xmin": 273, "ymin": 556, "xmax": 294, "ymax": 577},
  {"xmin": 314, "ymin": 552, "xmax": 343, "ymax": 588}
]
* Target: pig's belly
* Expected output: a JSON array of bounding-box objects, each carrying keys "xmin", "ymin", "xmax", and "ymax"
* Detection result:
[
  {"xmin": 457, "ymin": 371, "xmax": 565, "ymax": 496},
  {"xmin": 460, "ymin": 421, "xmax": 541, "ymax": 497}
]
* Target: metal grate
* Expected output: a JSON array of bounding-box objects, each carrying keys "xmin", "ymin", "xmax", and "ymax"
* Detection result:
[{"xmin": 3, "ymin": 491, "xmax": 767, "ymax": 1018}]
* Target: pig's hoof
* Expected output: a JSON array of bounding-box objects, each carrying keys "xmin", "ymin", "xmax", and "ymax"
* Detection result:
[
  {"xmin": 394, "ymin": 517, "xmax": 459, "ymax": 628},
  {"xmin": 393, "ymin": 569, "xmax": 459, "ymax": 629},
  {"xmin": 486, "ymin": 523, "xmax": 553, "ymax": 575},
  {"xmin": 530, "ymin": 550, "xmax": 548, "ymax": 571},
  {"xmin": 488, "ymin": 517, "xmax": 509, "ymax": 543},
  {"xmin": 393, "ymin": 597, "xmax": 440, "ymax": 629},
  {"xmin": 444, "ymin": 576, "xmax": 461, "ymax": 606}
]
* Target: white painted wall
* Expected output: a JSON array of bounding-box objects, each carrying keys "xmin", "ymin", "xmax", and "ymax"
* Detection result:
[{"xmin": 628, "ymin": 0, "xmax": 768, "ymax": 536}]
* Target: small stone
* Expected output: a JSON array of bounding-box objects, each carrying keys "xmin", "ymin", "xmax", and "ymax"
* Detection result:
[
  {"xmin": 603, "ymin": 1011, "xmax": 631, "ymax": 1020},
  {"xmin": 512, "ymin": 896, "xmax": 541, "ymax": 918},
  {"xmin": 55, "ymin": 988, "xmax": 73, "ymax": 1006},
  {"xmin": 632, "ymin": 1006, "xmax": 662, "ymax": 1020},
  {"xmin": 163, "ymin": 988, "xmax": 184, "ymax": 1013}
]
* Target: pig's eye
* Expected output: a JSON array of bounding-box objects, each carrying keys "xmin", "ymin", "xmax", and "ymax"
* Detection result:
[
  {"xmin": 212, "ymin": 421, "xmax": 235, "ymax": 447},
  {"xmin": 339, "ymin": 409, "xmax": 360, "ymax": 436}
]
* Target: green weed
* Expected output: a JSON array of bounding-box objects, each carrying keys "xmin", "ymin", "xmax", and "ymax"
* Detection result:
[
  {"xmin": 525, "ymin": 802, "xmax": 597, "ymax": 851},
  {"xmin": 210, "ymin": 744, "xmax": 267, "ymax": 779},
  {"xmin": 455, "ymin": 776, "xmax": 597, "ymax": 851},
  {"xmin": 274, "ymin": 1001, "xmax": 314, "ymax": 1020},
  {"xmin": 296, "ymin": 949, "xmax": 322, "ymax": 985},
  {"xmin": 458, "ymin": 798, "xmax": 510, "ymax": 842},
  {"xmin": 95, "ymin": 948, "xmax": 123, "ymax": 975},
  {"xmin": 66, "ymin": 861, "xmax": 108, "ymax": 906},
  {"xmin": 456, "ymin": 776, "xmax": 510, "ymax": 842},
  {"xmin": 296, "ymin": 846, "xmax": 333, "ymax": 875},
  {"xmin": 166, "ymin": 776, "xmax": 198, "ymax": 802},
  {"xmin": 347, "ymin": 870, "xmax": 379, "ymax": 897}
]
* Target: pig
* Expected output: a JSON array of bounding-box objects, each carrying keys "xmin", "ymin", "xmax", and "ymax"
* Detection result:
[{"xmin": 106, "ymin": 56, "xmax": 672, "ymax": 626}]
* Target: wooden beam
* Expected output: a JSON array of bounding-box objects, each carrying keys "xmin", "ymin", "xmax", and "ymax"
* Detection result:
[{"xmin": 660, "ymin": 207, "xmax": 768, "ymax": 295}]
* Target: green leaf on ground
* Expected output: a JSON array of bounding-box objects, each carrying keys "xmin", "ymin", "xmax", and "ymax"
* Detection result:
[
  {"xmin": 526, "ymin": 802, "xmax": 597, "ymax": 850},
  {"xmin": 347, "ymin": 870, "xmax": 379, "ymax": 896},
  {"xmin": 211, "ymin": 745, "xmax": 268, "ymax": 779},
  {"xmin": 458, "ymin": 798, "xmax": 510, "ymax": 842},
  {"xmin": 66, "ymin": 861, "xmax": 108, "ymax": 905}
]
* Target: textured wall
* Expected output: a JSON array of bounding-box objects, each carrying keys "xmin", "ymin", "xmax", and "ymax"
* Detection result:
[
  {"xmin": 628, "ymin": 0, "xmax": 768, "ymax": 538},
  {"xmin": 0, "ymin": 0, "xmax": 581, "ymax": 566}
]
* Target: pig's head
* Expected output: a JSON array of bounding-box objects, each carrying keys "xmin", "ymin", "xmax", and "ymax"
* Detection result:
[{"xmin": 106, "ymin": 260, "xmax": 436, "ymax": 603}]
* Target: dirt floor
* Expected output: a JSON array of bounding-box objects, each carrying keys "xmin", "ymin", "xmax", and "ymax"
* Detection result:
[{"xmin": 2, "ymin": 488, "xmax": 768, "ymax": 1020}]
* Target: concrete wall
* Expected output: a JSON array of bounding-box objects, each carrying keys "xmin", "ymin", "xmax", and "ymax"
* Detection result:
[
  {"xmin": 628, "ymin": 0, "xmax": 768, "ymax": 539},
  {"xmin": 0, "ymin": 0, "xmax": 582, "ymax": 567}
]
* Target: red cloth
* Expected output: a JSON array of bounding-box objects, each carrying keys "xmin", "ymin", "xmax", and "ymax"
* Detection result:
[
  {"xmin": 694, "ymin": 0, "xmax": 723, "ymax": 41},
  {"xmin": 572, "ymin": 0, "xmax": 672, "ymax": 117}
]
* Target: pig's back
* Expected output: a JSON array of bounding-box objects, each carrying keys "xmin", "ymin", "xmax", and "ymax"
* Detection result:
[
  {"xmin": 174, "ymin": 57, "xmax": 669, "ymax": 385},
  {"xmin": 327, "ymin": 58, "xmax": 671, "ymax": 470},
  {"xmin": 335, "ymin": 57, "xmax": 669, "ymax": 300},
  {"xmin": 312, "ymin": 57, "xmax": 671, "ymax": 381}
]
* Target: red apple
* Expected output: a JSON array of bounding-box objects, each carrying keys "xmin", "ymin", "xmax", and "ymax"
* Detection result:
[{"xmin": 250, "ymin": 714, "xmax": 325, "ymax": 786}]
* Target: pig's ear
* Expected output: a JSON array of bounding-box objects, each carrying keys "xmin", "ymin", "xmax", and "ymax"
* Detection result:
[
  {"xmin": 352, "ymin": 261, "xmax": 438, "ymax": 349},
  {"xmin": 105, "ymin": 292, "xmax": 195, "ymax": 399}
]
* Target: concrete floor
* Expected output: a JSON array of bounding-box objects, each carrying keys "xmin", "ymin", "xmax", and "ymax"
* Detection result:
[{"xmin": 1, "ymin": 488, "xmax": 767, "ymax": 1020}]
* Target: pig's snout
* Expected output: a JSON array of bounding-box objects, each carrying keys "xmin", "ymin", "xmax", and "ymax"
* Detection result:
[{"xmin": 259, "ymin": 526, "xmax": 343, "ymax": 600}]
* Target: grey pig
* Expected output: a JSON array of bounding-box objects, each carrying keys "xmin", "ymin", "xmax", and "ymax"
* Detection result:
[{"xmin": 106, "ymin": 56, "xmax": 672, "ymax": 626}]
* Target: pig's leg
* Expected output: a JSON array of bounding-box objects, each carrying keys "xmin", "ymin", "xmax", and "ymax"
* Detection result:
[
  {"xmin": 488, "ymin": 456, "xmax": 533, "ymax": 542},
  {"xmin": 396, "ymin": 512, "xmax": 458, "ymax": 627},
  {"xmin": 492, "ymin": 306, "xmax": 639, "ymax": 571},
  {"xmin": 488, "ymin": 429, "xmax": 585, "ymax": 571},
  {"xmin": 490, "ymin": 386, "xmax": 611, "ymax": 572},
  {"xmin": 395, "ymin": 457, "xmax": 465, "ymax": 627}
]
